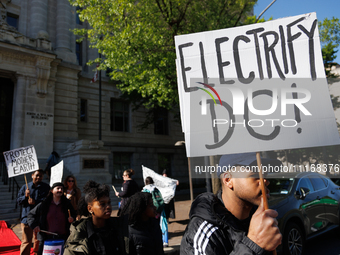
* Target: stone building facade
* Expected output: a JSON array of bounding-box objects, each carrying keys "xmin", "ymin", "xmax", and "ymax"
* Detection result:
[{"xmin": 0, "ymin": 0, "xmax": 189, "ymax": 185}]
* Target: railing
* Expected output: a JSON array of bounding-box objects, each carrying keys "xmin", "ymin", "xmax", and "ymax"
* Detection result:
[
  {"xmin": 1, "ymin": 161, "xmax": 8, "ymax": 185},
  {"xmin": 1, "ymin": 162, "xmax": 22, "ymax": 218}
]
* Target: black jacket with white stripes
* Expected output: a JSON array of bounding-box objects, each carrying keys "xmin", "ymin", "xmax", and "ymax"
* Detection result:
[{"xmin": 180, "ymin": 192, "xmax": 269, "ymax": 255}]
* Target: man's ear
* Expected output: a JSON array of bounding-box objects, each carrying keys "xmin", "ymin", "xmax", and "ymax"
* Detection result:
[{"xmin": 221, "ymin": 172, "xmax": 233, "ymax": 189}]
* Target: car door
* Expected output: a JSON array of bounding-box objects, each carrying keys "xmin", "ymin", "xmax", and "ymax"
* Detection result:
[
  {"xmin": 297, "ymin": 177, "xmax": 326, "ymax": 234},
  {"xmin": 316, "ymin": 176, "xmax": 340, "ymax": 226},
  {"xmin": 307, "ymin": 176, "xmax": 328, "ymax": 232}
]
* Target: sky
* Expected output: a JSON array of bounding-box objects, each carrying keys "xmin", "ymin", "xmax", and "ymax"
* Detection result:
[{"xmin": 254, "ymin": 0, "xmax": 340, "ymax": 64}]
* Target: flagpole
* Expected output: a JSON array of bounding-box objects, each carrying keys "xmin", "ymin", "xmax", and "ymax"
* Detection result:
[{"xmin": 99, "ymin": 52, "xmax": 102, "ymax": 141}]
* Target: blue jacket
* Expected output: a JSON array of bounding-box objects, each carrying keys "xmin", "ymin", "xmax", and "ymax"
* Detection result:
[{"xmin": 17, "ymin": 181, "xmax": 50, "ymax": 224}]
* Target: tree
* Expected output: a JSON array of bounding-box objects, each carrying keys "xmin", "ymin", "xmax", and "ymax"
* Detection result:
[
  {"xmin": 70, "ymin": 0, "xmax": 257, "ymax": 120},
  {"xmin": 319, "ymin": 17, "xmax": 340, "ymax": 129},
  {"xmin": 319, "ymin": 17, "xmax": 340, "ymax": 77}
]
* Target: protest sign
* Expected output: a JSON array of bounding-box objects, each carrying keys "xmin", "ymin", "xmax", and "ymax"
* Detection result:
[
  {"xmin": 50, "ymin": 160, "xmax": 63, "ymax": 187},
  {"xmin": 142, "ymin": 165, "xmax": 177, "ymax": 204},
  {"xmin": 3, "ymin": 145, "xmax": 39, "ymax": 178},
  {"xmin": 175, "ymin": 13, "xmax": 340, "ymax": 157}
]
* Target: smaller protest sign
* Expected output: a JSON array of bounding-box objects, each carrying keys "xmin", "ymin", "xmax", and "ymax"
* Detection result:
[
  {"xmin": 50, "ymin": 160, "xmax": 63, "ymax": 187},
  {"xmin": 3, "ymin": 145, "xmax": 39, "ymax": 178},
  {"xmin": 142, "ymin": 165, "xmax": 177, "ymax": 204}
]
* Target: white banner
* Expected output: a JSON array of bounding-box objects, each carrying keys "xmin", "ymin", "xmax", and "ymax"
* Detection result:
[
  {"xmin": 50, "ymin": 160, "xmax": 64, "ymax": 187},
  {"xmin": 3, "ymin": 145, "xmax": 39, "ymax": 178},
  {"xmin": 142, "ymin": 165, "xmax": 177, "ymax": 204},
  {"xmin": 175, "ymin": 13, "xmax": 340, "ymax": 157}
]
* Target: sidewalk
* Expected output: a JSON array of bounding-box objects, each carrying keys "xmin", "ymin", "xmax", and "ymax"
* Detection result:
[
  {"xmin": 165, "ymin": 200, "xmax": 191, "ymax": 254},
  {"xmin": 10, "ymin": 199, "xmax": 192, "ymax": 255}
]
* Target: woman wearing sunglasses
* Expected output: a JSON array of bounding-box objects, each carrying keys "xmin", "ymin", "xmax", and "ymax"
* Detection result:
[{"xmin": 63, "ymin": 175, "xmax": 81, "ymax": 214}]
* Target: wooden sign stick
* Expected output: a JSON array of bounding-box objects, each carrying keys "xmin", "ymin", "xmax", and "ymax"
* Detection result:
[
  {"xmin": 111, "ymin": 185, "xmax": 117, "ymax": 193},
  {"xmin": 24, "ymin": 174, "xmax": 30, "ymax": 199},
  {"xmin": 256, "ymin": 152, "xmax": 277, "ymax": 255},
  {"xmin": 40, "ymin": 229, "xmax": 58, "ymax": 236},
  {"xmin": 112, "ymin": 185, "xmax": 119, "ymax": 197}
]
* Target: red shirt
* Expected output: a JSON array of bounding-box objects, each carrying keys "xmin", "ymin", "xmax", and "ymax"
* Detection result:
[{"xmin": 46, "ymin": 200, "xmax": 67, "ymax": 235}]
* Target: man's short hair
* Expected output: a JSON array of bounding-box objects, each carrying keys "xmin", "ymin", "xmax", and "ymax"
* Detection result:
[{"xmin": 33, "ymin": 169, "xmax": 44, "ymax": 175}]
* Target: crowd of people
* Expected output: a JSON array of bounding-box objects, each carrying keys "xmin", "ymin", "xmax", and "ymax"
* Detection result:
[
  {"xmin": 16, "ymin": 152, "xmax": 282, "ymax": 255},
  {"xmin": 17, "ymin": 168, "xmax": 169, "ymax": 255}
]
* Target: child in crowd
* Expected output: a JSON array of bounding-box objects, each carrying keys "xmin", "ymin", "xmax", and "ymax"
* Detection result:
[
  {"xmin": 142, "ymin": 176, "xmax": 168, "ymax": 247},
  {"xmin": 63, "ymin": 180, "xmax": 128, "ymax": 255},
  {"xmin": 121, "ymin": 192, "xmax": 164, "ymax": 255}
]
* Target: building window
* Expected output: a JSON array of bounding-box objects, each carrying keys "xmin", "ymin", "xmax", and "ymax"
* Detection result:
[
  {"xmin": 154, "ymin": 108, "xmax": 168, "ymax": 135},
  {"xmin": 80, "ymin": 99, "xmax": 87, "ymax": 122},
  {"xmin": 111, "ymin": 99, "xmax": 129, "ymax": 132},
  {"xmin": 76, "ymin": 42, "xmax": 82, "ymax": 66},
  {"xmin": 106, "ymin": 67, "xmax": 113, "ymax": 77},
  {"xmin": 7, "ymin": 13, "xmax": 18, "ymax": 29},
  {"xmin": 158, "ymin": 154, "xmax": 172, "ymax": 175},
  {"xmin": 76, "ymin": 7, "xmax": 83, "ymax": 25},
  {"xmin": 113, "ymin": 153, "xmax": 131, "ymax": 180}
]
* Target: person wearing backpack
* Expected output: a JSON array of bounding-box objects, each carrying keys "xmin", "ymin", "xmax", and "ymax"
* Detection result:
[{"xmin": 142, "ymin": 177, "xmax": 168, "ymax": 247}]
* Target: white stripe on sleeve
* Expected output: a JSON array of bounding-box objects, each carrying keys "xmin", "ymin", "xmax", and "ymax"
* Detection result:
[{"xmin": 193, "ymin": 221, "xmax": 218, "ymax": 255}]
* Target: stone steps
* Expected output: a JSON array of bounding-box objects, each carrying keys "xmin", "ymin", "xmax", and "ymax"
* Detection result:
[{"xmin": 0, "ymin": 180, "xmax": 21, "ymax": 223}]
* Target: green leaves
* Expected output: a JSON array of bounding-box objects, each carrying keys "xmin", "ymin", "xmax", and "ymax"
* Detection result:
[
  {"xmin": 69, "ymin": 0, "xmax": 257, "ymax": 112},
  {"xmin": 319, "ymin": 17, "xmax": 340, "ymax": 70},
  {"xmin": 319, "ymin": 17, "xmax": 340, "ymax": 47}
]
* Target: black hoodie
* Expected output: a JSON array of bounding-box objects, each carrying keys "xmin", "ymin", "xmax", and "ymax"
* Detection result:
[{"xmin": 180, "ymin": 192, "xmax": 269, "ymax": 255}]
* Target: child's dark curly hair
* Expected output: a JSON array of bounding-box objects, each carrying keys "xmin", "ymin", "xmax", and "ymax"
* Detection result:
[
  {"xmin": 77, "ymin": 180, "xmax": 110, "ymax": 217},
  {"xmin": 120, "ymin": 192, "xmax": 152, "ymax": 225}
]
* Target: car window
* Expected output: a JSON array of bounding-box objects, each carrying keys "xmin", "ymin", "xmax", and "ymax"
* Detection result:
[
  {"xmin": 309, "ymin": 177, "xmax": 326, "ymax": 191},
  {"xmin": 268, "ymin": 178, "xmax": 294, "ymax": 195},
  {"xmin": 297, "ymin": 178, "xmax": 314, "ymax": 192},
  {"xmin": 321, "ymin": 177, "xmax": 328, "ymax": 187}
]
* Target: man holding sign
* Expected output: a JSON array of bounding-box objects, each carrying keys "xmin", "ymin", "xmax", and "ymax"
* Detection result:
[
  {"xmin": 27, "ymin": 182, "xmax": 76, "ymax": 255},
  {"xmin": 180, "ymin": 153, "xmax": 282, "ymax": 255},
  {"xmin": 17, "ymin": 169, "xmax": 50, "ymax": 255}
]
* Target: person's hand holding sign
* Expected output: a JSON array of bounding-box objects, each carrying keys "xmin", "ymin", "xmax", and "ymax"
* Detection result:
[
  {"xmin": 28, "ymin": 197, "xmax": 35, "ymax": 205},
  {"xmin": 68, "ymin": 209, "xmax": 74, "ymax": 223},
  {"xmin": 26, "ymin": 188, "xmax": 36, "ymax": 205},
  {"xmin": 33, "ymin": 226, "xmax": 40, "ymax": 234},
  {"xmin": 25, "ymin": 188, "xmax": 30, "ymax": 197},
  {"xmin": 247, "ymin": 197, "xmax": 282, "ymax": 251}
]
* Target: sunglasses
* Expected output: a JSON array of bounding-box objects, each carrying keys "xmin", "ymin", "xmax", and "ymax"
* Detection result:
[{"xmin": 68, "ymin": 180, "xmax": 75, "ymax": 182}]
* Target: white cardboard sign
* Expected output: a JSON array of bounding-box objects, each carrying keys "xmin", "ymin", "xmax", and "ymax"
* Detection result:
[
  {"xmin": 3, "ymin": 145, "xmax": 39, "ymax": 178},
  {"xmin": 142, "ymin": 165, "xmax": 178, "ymax": 204},
  {"xmin": 50, "ymin": 160, "xmax": 64, "ymax": 187},
  {"xmin": 175, "ymin": 13, "xmax": 340, "ymax": 157}
]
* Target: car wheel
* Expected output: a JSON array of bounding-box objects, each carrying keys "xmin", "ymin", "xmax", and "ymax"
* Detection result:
[{"xmin": 283, "ymin": 222, "xmax": 305, "ymax": 255}]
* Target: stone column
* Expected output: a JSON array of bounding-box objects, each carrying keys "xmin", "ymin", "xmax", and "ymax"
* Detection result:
[
  {"xmin": 30, "ymin": 0, "xmax": 48, "ymax": 39},
  {"xmin": 55, "ymin": 0, "xmax": 77, "ymax": 63},
  {"xmin": 11, "ymin": 75, "xmax": 27, "ymax": 149}
]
